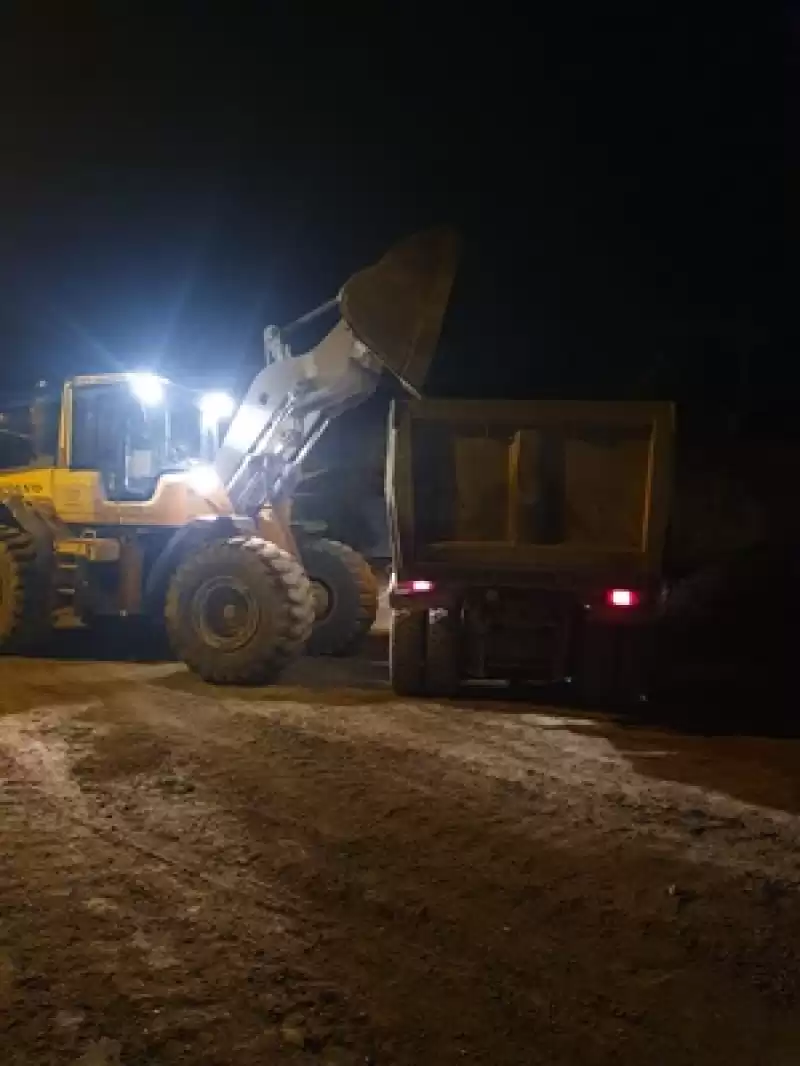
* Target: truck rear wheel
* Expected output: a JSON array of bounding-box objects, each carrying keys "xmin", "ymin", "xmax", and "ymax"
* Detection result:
[
  {"xmin": 300, "ymin": 538, "xmax": 378, "ymax": 656},
  {"xmin": 424, "ymin": 609, "xmax": 461, "ymax": 698},
  {"xmin": 0, "ymin": 525, "xmax": 51, "ymax": 653},
  {"xmin": 390, "ymin": 608, "xmax": 426, "ymax": 696},
  {"xmin": 165, "ymin": 536, "xmax": 314, "ymax": 684}
]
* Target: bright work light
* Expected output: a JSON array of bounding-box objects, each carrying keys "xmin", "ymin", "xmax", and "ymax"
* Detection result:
[
  {"xmin": 186, "ymin": 463, "xmax": 222, "ymax": 497},
  {"xmin": 198, "ymin": 391, "xmax": 235, "ymax": 426},
  {"xmin": 128, "ymin": 373, "xmax": 165, "ymax": 406}
]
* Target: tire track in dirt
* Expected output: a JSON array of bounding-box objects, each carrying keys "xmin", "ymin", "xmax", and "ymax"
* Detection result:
[
  {"xmin": 0, "ymin": 702, "xmax": 373, "ymax": 1064},
  {"xmin": 2, "ymin": 673, "xmax": 800, "ymax": 1064},
  {"xmin": 79, "ymin": 685, "xmax": 800, "ymax": 1061}
]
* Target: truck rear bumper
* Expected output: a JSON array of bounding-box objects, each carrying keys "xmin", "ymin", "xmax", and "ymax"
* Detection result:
[{"xmin": 390, "ymin": 577, "xmax": 657, "ymax": 685}]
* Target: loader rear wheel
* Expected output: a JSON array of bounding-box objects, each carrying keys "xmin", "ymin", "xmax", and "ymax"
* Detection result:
[
  {"xmin": 390, "ymin": 608, "xmax": 426, "ymax": 696},
  {"xmin": 165, "ymin": 536, "xmax": 314, "ymax": 684},
  {"xmin": 0, "ymin": 525, "xmax": 51, "ymax": 653},
  {"xmin": 300, "ymin": 538, "xmax": 378, "ymax": 656}
]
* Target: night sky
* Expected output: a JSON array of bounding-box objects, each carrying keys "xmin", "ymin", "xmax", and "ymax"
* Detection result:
[{"xmin": 0, "ymin": 8, "xmax": 778, "ymax": 429}]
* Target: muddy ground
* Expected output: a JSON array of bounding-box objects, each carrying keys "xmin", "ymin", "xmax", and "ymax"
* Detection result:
[{"xmin": 1, "ymin": 635, "xmax": 800, "ymax": 1065}]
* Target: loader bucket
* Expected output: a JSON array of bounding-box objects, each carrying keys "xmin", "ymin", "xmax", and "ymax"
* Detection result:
[{"xmin": 339, "ymin": 227, "xmax": 461, "ymax": 397}]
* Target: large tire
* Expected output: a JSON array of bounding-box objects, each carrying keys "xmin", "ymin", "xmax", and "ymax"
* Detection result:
[
  {"xmin": 165, "ymin": 536, "xmax": 314, "ymax": 684},
  {"xmin": 0, "ymin": 524, "xmax": 51, "ymax": 653},
  {"xmin": 424, "ymin": 609, "xmax": 461, "ymax": 698},
  {"xmin": 300, "ymin": 538, "xmax": 378, "ymax": 656},
  {"xmin": 390, "ymin": 608, "xmax": 426, "ymax": 696}
]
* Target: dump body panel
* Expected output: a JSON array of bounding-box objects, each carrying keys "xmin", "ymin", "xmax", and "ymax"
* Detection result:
[{"xmin": 388, "ymin": 398, "xmax": 674, "ymax": 585}]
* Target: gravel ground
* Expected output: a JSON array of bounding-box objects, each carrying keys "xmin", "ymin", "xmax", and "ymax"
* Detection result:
[{"xmin": 1, "ymin": 636, "xmax": 800, "ymax": 1065}]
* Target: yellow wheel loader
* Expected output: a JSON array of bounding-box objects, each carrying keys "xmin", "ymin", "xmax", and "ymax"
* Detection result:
[{"xmin": 0, "ymin": 228, "xmax": 460, "ymax": 683}]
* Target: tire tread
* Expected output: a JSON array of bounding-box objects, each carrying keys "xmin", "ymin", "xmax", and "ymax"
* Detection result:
[
  {"xmin": 301, "ymin": 538, "xmax": 378, "ymax": 656},
  {"xmin": 165, "ymin": 536, "xmax": 314, "ymax": 684},
  {"xmin": 0, "ymin": 524, "xmax": 51, "ymax": 653}
]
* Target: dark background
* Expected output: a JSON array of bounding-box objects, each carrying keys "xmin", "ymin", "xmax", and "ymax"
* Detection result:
[{"xmin": 0, "ymin": 7, "xmax": 779, "ymax": 425}]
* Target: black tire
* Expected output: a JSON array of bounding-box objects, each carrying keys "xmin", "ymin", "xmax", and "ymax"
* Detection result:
[
  {"xmin": 0, "ymin": 524, "xmax": 51, "ymax": 653},
  {"xmin": 390, "ymin": 608, "xmax": 426, "ymax": 696},
  {"xmin": 574, "ymin": 623, "xmax": 648, "ymax": 709},
  {"xmin": 424, "ymin": 609, "xmax": 461, "ymax": 698},
  {"xmin": 165, "ymin": 536, "xmax": 314, "ymax": 684},
  {"xmin": 299, "ymin": 538, "xmax": 378, "ymax": 656}
]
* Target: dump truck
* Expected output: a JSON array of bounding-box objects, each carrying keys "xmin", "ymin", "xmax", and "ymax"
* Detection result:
[{"xmin": 386, "ymin": 397, "xmax": 674, "ymax": 703}]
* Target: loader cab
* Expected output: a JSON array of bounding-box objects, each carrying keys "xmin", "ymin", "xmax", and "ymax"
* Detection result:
[{"xmin": 61, "ymin": 373, "xmax": 232, "ymax": 502}]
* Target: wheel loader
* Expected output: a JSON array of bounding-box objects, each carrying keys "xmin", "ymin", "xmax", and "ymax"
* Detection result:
[{"xmin": 0, "ymin": 228, "xmax": 460, "ymax": 683}]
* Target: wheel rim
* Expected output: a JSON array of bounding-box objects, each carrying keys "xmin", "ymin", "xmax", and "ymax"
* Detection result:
[
  {"xmin": 192, "ymin": 576, "xmax": 261, "ymax": 651},
  {"xmin": 310, "ymin": 579, "xmax": 334, "ymax": 622}
]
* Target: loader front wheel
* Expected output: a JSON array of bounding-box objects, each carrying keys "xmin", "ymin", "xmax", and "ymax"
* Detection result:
[
  {"xmin": 165, "ymin": 537, "xmax": 314, "ymax": 684},
  {"xmin": 0, "ymin": 525, "xmax": 51, "ymax": 653},
  {"xmin": 300, "ymin": 538, "xmax": 378, "ymax": 656}
]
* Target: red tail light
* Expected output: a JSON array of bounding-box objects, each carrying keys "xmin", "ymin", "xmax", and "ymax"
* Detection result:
[
  {"xmin": 394, "ymin": 578, "xmax": 435, "ymax": 594},
  {"xmin": 605, "ymin": 588, "xmax": 641, "ymax": 608}
]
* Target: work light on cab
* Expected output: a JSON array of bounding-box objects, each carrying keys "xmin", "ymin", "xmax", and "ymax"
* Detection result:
[
  {"xmin": 198, "ymin": 391, "xmax": 235, "ymax": 427},
  {"xmin": 128, "ymin": 372, "xmax": 165, "ymax": 407}
]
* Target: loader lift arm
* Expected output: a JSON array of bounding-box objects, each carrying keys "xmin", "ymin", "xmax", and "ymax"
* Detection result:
[
  {"xmin": 213, "ymin": 227, "xmax": 461, "ymax": 516},
  {"xmin": 204, "ymin": 227, "xmax": 460, "ymax": 658}
]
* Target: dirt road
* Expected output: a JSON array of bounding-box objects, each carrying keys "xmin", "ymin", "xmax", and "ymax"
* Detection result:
[{"xmin": 1, "ymin": 640, "xmax": 800, "ymax": 1065}]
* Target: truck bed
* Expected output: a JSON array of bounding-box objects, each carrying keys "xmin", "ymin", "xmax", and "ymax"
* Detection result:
[{"xmin": 387, "ymin": 398, "xmax": 674, "ymax": 582}]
